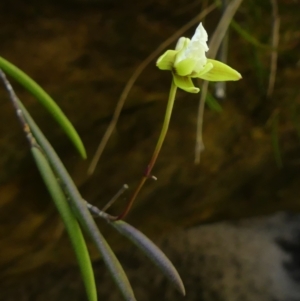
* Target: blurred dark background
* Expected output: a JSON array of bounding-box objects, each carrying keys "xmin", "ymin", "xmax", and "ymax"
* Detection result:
[{"xmin": 0, "ymin": 0, "xmax": 300, "ymax": 299}]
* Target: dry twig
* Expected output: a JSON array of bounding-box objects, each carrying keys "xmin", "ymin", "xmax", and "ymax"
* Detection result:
[
  {"xmin": 267, "ymin": 0, "xmax": 280, "ymax": 98},
  {"xmin": 195, "ymin": 0, "xmax": 244, "ymax": 164}
]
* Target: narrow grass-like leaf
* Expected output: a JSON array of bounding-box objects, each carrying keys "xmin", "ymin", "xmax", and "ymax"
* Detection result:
[
  {"xmin": 230, "ymin": 20, "xmax": 273, "ymax": 50},
  {"xmin": 31, "ymin": 146, "xmax": 97, "ymax": 301},
  {"xmin": 18, "ymin": 100, "xmax": 135, "ymax": 301},
  {"xmin": 112, "ymin": 220, "xmax": 185, "ymax": 296},
  {"xmin": 206, "ymin": 92, "xmax": 223, "ymax": 112},
  {"xmin": 0, "ymin": 56, "xmax": 86, "ymax": 159}
]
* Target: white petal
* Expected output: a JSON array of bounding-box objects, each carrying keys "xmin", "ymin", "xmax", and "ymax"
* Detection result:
[
  {"xmin": 185, "ymin": 22, "xmax": 209, "ymax": 73},
  {"xmin": 190, "ymin": 22, "xmax": 209, "ymax": 51},
  {"xmin": 175, "ymin": 23, "xmax": 209, "ymax": 75}
]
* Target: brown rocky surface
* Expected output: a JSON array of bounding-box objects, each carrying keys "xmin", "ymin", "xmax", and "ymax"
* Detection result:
[{"xmin": 0, "ymin": 0, "xmax": 300, "ymax": 299}]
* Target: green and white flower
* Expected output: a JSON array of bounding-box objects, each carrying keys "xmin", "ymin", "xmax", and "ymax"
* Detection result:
[{"xmin": 156, "ymin": 22, "xmax": 242, "ymax": 93}]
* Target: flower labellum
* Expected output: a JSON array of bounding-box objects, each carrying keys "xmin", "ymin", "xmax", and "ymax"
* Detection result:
[{"xmin": 156, "ymin": 22, "xmax": 242, "ymax": 93}]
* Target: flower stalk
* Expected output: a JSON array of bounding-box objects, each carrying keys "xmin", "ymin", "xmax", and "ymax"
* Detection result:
[{"xmin": 115, "ymin": 81, "xmax": 177, "ymax": 220}]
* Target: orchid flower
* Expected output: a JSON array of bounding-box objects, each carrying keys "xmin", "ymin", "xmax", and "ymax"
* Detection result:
[
  {"xmin": 156, "ymin": 23, "xmax": 242, "ymax": 93},
  {"xmin": 115, "ymin": 22, "xmax": 242, "ymax": 221}
]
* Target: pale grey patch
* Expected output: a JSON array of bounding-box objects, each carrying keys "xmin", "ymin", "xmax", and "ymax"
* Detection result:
[{"xmin": 2, "ymin": 212, "xmax": 300, "ymax": 301}]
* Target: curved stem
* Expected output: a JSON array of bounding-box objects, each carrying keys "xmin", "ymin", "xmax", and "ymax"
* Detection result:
[{"xmin": 114, "ymin": 80, "xmax": 177, "ymax": 220}]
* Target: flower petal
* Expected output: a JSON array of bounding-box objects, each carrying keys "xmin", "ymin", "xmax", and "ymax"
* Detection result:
[
  {"xmin": 156, "ymin": 50, "xmax": 178, "ymax": 71},
  {"xmin": 174, "ymin": 38, "xmax": 190, "ymax": 67},
  {"xmin": 174, "ymin": 58, "xmax": 197, "ymax": 76},
  {"xmin": 185, "ymin": 22, "xmax": 209, "ymax": 74},
  {"xmin": 199, "ymin": 59, "xmax": 242, "ymax": 82},
  {"xmin": 173, "ymin": 74, "xmax": 199, "ymax": 93},
  {"xmin": 190, "ymin": 22, "xmax": 209, "ymax": 51},
  {"xmin": 192, "ymin": 62, "xmax": 213, "ymax": 78},
  {"xmin": 175, "ymin": 37, "xmax": 187, "ymax": 51}
]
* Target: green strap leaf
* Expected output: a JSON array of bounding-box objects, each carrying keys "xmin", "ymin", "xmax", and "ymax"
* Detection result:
[
  {"xmin": 19, "ymin": 100, "xmax": 135, "ymax": 301},
  {"xmin": 206, "ymin": 92, "xmax": 223, "ymax": 113},
  {"xmin": 112, "ymin": 220, "xmax": 185, "ymax": 296},
  {"xmin": 31, "ymin": 146, "xmax": 97, "ymax": 301},
  {"xmin": 0, "ymin": 56, "xmax": 86, "ymax": 159}
]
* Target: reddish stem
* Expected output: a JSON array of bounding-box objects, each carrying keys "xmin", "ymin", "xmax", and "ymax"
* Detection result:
[{"xmin": 112, "ymin": 81, "xmax": 177, "ymax": 220}]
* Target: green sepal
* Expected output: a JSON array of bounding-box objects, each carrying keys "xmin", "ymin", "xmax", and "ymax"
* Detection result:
[
  {"xmin": 156, "ymin": 50, "xmax": 177, "ymax": 71},
  {"xmin": 199, "ymin": 59, "xmax": 242, "ymax": 82},
  {"xmin": 173, "ymin": 74, "xmax": 199, "ymax": 93}
]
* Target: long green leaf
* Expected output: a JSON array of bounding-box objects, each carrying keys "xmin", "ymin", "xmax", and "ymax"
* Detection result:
[
  {"xmin": 0, "ymin": 56, "xmax": 86, "ymax": 159},
  {"xmin": 31, "ymin": 146, "xmax": 97, "ymax": 301},
  {"xmin": 112, "ymin": 220, "xmax": 185, "ymax": 295},
  {"xmin": 18, "ymin": 100, "xmax": 135, "ymax": 301},
  {"xmin": 206, "ymin": 92, "xmax": 223, "ymax": 112}
]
